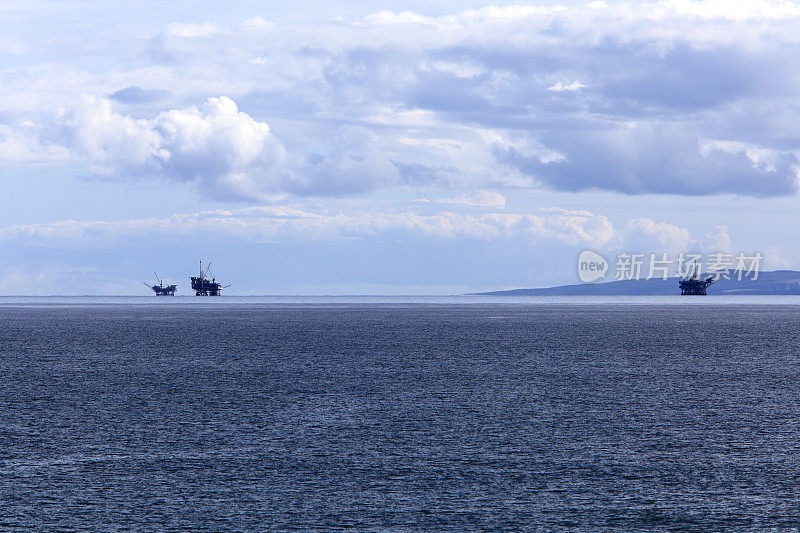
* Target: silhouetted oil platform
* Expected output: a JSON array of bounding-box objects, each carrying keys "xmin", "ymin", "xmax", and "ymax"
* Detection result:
[
  {"xmin": 190, "ymin": 260, "xmax": 229, "ymax": 296},
  {"xmin": 679, "ymin": 265, "xmax": 714, "ymax": 295},
  {"xmin": 143, "ymin": 273, "xmax": 177, "ymax": 296}
]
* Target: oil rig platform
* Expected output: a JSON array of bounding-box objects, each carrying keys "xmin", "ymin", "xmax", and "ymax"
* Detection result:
[
  {"xmin": 143, "ymin": 273, "xmax": 177, "ymax": 296},
  {"xmin": 679, "ymin": 266, "xmax": 714, "ymax": 295},
  {"xmin": 190, "ymin": 261, "xmax": 229, "ymax": 296}
]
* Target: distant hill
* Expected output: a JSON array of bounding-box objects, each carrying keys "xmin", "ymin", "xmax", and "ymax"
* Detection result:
[{"xmin": 478, "ymin": 270, "xmax": 800, "ymax": 296}]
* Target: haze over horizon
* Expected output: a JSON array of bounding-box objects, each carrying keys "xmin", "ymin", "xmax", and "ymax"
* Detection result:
[{"xmin": 3, "ymin": 0, "xmax": 800, "ymax": 295}]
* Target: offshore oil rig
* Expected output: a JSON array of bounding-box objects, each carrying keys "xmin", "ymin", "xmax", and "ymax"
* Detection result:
[
  {"xmin": 679, "ymin": 265, "xmax": 714, "ymax": 295},
  {"xmin": 190, "ymin": 260, "xmax": 229, "ymax": 296},
  {"xmin": 143, "ymin": 273, "xmax": 177, "ymax": 296}
]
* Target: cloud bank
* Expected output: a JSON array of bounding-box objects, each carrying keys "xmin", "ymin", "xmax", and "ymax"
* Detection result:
[
  {"xmin": 0, "ymin": 204, "xmax": 734, "ymax": 258},
  {"xmin": 0, "ymin": 206, "xmax": 616, "ymax": 248}
]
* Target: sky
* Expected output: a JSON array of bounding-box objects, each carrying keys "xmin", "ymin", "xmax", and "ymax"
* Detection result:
[{"xmin": 1, "ymin": 0, "xmax": 800, "ymax": 294}]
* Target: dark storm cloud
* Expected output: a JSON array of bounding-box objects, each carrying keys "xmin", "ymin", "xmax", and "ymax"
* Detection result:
[{"xmin": 495, "ymin": 124, "xmax": 798, "ymax": 196}]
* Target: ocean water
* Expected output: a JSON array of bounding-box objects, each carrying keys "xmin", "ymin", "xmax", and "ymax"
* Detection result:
[{"xmin": 2, "ymin": 298, "xmax": 800, "ymax": 531}]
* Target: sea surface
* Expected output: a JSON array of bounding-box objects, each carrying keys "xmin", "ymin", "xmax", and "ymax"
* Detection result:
[{"xmin": 2, "ymin": 296, "xmax": 800, "ymax": 531}]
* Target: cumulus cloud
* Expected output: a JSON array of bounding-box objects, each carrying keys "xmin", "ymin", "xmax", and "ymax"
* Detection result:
[
  {"xmin": 50, "ymin": 96, "xmax": 398, "ymax": 200},
  {"xmin": 619, "ymin": 218, "xmax": 693, "ymax": 253},
  {"xmin": 700, "ymin": 224, "xmax": 733, "ymax": 252}
]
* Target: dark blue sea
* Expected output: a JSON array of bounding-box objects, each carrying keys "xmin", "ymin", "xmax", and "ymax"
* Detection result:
[{"xmin": 3, "ymin": 297, "xmax": 800, "ymax": 531}]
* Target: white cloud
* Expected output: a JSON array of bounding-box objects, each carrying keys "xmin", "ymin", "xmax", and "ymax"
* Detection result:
[
  {"xmin": 239, "ymin": 16, "xmax": 274, "ymax": 31},
  {"xmin": 54, "ymin": 95, "xmax": 287, "ymax": 200},
  {"xmin": 49, "ymin": 96, "xmax": 399, "ymax": 200},
  {"xmin": 0, "ymin": 205, "xmax": 616, "ymax": 248},
  {"xmin": 700, "ymin": 224, "xmax": 732, "ymax": 252},
  {"xmin": 163, "ymin": 22, "xmax": 224, "ymax": 38},
  {"xmin": 762, "ymin": 245, "xmax": 794, "ymax": 269},
  {"xmin": 656, "ymin": 0, "xmax": 800, "ymax": 20},
  {"xmin": 360, "ymin": 11, "xmax": 435, "ymax": 25},
  {"xmin": 547, "ymin": 80, "xmax": 586, "ymax": 92},
  {"xmin": 418, "ymin": 190, "xmax": 506, "ymax": 208},
  {"xmin": 620, "ymin": 218, "xmax": 693, "ymax": 253},
  {"xmin": 10, "ymin": 206, "xmax": 741, "ymax": 272},
  {"xmin": 0, "ymin": 123, "xmax": 70, "ymax": 163}
]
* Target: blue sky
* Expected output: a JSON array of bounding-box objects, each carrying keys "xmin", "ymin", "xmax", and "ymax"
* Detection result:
[{"xmin": 1, "ymin": 0, "xmax": 799, "ymax": 294}]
